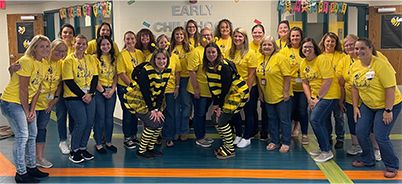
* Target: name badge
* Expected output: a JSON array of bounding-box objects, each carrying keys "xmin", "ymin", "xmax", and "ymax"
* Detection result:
[
  {"xmin": 296, "ymin": 78, "xmax": 302, "ymax": 83},
  {"xmin": 366, "ymin": 71, "xmax": 375, "ymax": 80},
  {"xmin": 261, "ymin": 78, "xmax": 266, "ymax": 86},
  {"xmin": 105, "ymin": 87, "xmax": 112, "ymax": 91},
  {"xmin": 82, "ymin": 87, "xmax": 90, "ymax": 93},
  {"xmin": 46, "ymin": 94, "xmax": 54, "ymax": 100}
]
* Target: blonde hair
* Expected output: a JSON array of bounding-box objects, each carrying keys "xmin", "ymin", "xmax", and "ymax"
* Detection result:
[
  {"xmin": 24, "ymin": 35, "xmax": 51, "ymax": 59},
  {"xmin": 229, "ymin": 27, "xmax": 249, "ymax": 59},
  {"xmin": 50, "ymin": 39, "xmax": 68, "ymax": 61},
  {"xmin": 259, "ymin": 35, "xmax": 279, "ymax": 55}
]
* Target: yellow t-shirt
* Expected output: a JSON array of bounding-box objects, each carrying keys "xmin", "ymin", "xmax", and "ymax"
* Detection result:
[
  {"xmin": 1, "ymin": 56, "xmax": 44, "ymax": 104},
  {"xmin": 336, "ymin": 55, "xmax": 359, "ymax": 105},
  {"xmin": 186, "ymin": 45, "xmax": 211, "ymax": 97},
  {"xmin": 189, "ymin": 37, "xmax": 195, "ymax": 46},
  {"xmin": 216, "ymin": 37, "xmax": 232, "ymax": 54},
  {"xmin": 94, "ymin": 54, "xmax": 116, "ymax": 87},
  {"xmin": 142, "ymin": 50, "xmax": 152, "ymax": 59},
  {"xmin": 172, "ymin": 44, "xmax": 194, "ymax": 77},
  {"xmin": 62, "ymin": 54, "xmax": 99, "ymax": 98},
  {"xmin": 225, "ymin": 50, "xmax": 257, "ymax": 86},
  {"xmin": 35, "ymin": 59, "xmax": 62, "ymax": 110},
  {"xmin": 276, "ymin": 39, "xmax": 287, "ymax": 50},
  {"xmin": 256, "ymin": 53, "xmax": 293, "ymax": 104},
  {"xmin": 116, "ymin": 49, "xmax": 145, "ymax": 86},
  {"xmin": 86, "ymin": 39, "xmax": 120, "ymax": 57},
  {"xmin": 165, "ymin": 54, "xmax": 182, "ymax": 94},
  {"xmin": 280, "ymin": 47, "xmax": 303, "ymax": 92},
  {"xmin": 351, "ymin": 56, "xmax": 402, "ymax": 109},
  {"xmin": 300, "ymin": 54, "xmax": 340, "ymax": 100},
  {"xmin": 323, "ymin": 52, "xmax": 346, "ymax": 69},
  {"xmin": 249, "ymin": 41, "xmax": 259, "ymax": 53},
  {"xmin": 67, "ymin": 46, "xmax": 75, "ymax": 56}
]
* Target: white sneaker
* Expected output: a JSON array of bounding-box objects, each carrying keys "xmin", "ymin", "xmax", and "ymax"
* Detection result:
[
  {"xmin": 314, "ymin": 151, "xmax": 334, "ymax": 162},
  {"xmin": 236, "ymin": 138, "xmax": 251, "ymax": 148},
  {"xmin": 374, "ymin": 149, "xmax": 381, "ymax": 161},
  {"xmin": 36, "ymin": 158, "xmax": 53, "ymax": 168},
  {"xmin": 59, "ymin": 141, "xmax": 70, "ymax": 154},
  {"xmin": 347, "ymin": 144, "xmax": 362, "ymax": 155},
  {"xmin": 233, "ymin": 136, "xmax": 242, "ymax": 145},
  {"xmin": 309, "ymin": 149, "xmax": 321, "ymax": 156}
]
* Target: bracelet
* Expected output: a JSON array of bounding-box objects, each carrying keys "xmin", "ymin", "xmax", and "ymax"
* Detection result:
[
  {"xmin": 175, "ymin": 85, "xmax": 180, "ymax": 88},
  {"xmin": 54, "ymin": 96, "xmax": 59, "ymax": 99},
  {"xmin": 101, "ymin": 90, "xmax": 106, "ymax": 94}
]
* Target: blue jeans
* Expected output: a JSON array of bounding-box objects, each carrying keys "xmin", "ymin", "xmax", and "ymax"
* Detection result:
[
  {"xmin": 265, "ymin": 98, "xmax": 293, "ymax": 145},
  {"xmin": 356, "ymin": 102, "xmax": 401, "ymax": 170},
  {"xmin": 192, "ymin": 95, "xmax": 212, "ymax": 140},
  {"xmin": 1, "ymin": 100, "xmax": 37, "ymax": 174},
  {"xmin": 309, "ymin": 99, "xmax": 338, "ymax": 152},
  {"xmin": 36, "ymin": 110, "xmax": 51, "ymax": 144},
  {"xmin": 56, "ymin": 91, "xmax": 75, "ymax": 142},
  {"xmin": 233, "ymin": 85, "xmax": 257, "ymax": 139},
  {"xmin": 292, "ymin": 92, "xmax": 309, "ymax": 134},
  {"xmin": 65, "ymin": 99, "xmax": 95, "ymax": 151},
  {"xmin": 117, "ymin": 84, "xmax": 138, "ymax": 140},
  {"xmin": 325, "ymin": 102, "xmax": 345, "ymax": 141},
  {"xmin": 175, "ymin": 77, "xmax": 191, "ymax": 136},
  {"xmin": 94, "ymin": 90, "xmax": 116, "ymax": 145},
  {"xmin": 163, "ymin": 93, "xmax": 176, "ymax": 141},
  {"xmin": 345, "ymin": 102, "xmax": 356, "ymax": 135}
]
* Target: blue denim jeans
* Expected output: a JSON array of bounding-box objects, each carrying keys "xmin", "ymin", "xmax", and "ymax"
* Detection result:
[
  {"xmin": 35, "ymin": 110, "xmax": 51, "ymax": 144},
  {"xmin": 356, "ymin": 102, "xmax": 401, "ymax": 170},
  {"xmin": 94, "ymin": 90, "xmax": 116, "ymax": 145},
  {"xmin": 117, "ymin": 84, "xmax": 138, "ymax": 140},
  {"xmin": 65, "ymin": 99, "xmax": 95, "ymax": 151},
  {"xmin": 175, "ymin": 77, "xmax": 191, "ymax": 136},
  {"xmin": 345, "ymin": 102, "xmax": 356, "ymax": 135},
  {"xmin": 325, "ymin": 102, "xmax": 345, "ymax": 141},
  {"xmin": 265, "ymin": 98, "xmax": 293, "ymax": 146},
  {"xmin": 56, "ymin": 91, "xmax": 75, "ymax": 142},
  {"xmin": 1, "ymin": 100, "xmax": 37, "ymax": 174},
  {"xmin": 309, "ymin": 99, "xmax": 338, "ymax": 152},
  {"xmin": 233, "ymin": 85, "xmax": 257, "ymax": 139},
  {"xmin": 192, "ymin": 95, "xmax": 212, "ymax": 140},
  {"xmin": 163, "ymin": 93, "xmax": 176, "ymax": 141},
  {"xmin": 292, "ymin": 92, "xmax": 309, "ymax": 134}
]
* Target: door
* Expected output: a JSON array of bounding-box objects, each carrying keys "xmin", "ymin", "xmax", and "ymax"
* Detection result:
[{"xmin": 7, "ymin": 14, "xmax": 44, "ymax": 64}]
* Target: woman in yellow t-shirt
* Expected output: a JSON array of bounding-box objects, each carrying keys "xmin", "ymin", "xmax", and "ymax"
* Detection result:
[
  {"xmin": 171, "ymin": 26, "xmax": 194, "ymax": 142},
  {"xmin": 280, "ymin": 27, "xmax": 309, "ymax": 143},
  {"xmin": 93, "ymin": 35, "xmax": 118, "ymax": 154},
  {"xmin": 256, "ymin": 36, "xmax": 292, "ymax": 153},
  {"xmin": 318, "ymin": 32, "xmax": 346, "ymax": 148},
  {"xmin": 1, "ymin": 35, "xmax": 50, "ymax": 182},
  {"xmin": 225, "ymin": 27, "xmax": 257, "ymax": 148},
  {"xmin": 186, "ymin": 19, "xmax": 200, "ymax": 48},
  {"xmin": 59, "ymin": 23, "xmax": 76, "ymax": 56},
  {"xmin": 215, "ymin": 19, "xmax": 233, "ymax": 54},
  {"xmin": 86, "ymin": 22, "xmax": 120, "ymax": 57},
  {"xmin": 350, "ymin": 38, "xmax": 401, "ymax": 178},
  {"xmin": 276, "ymin": 20, "xmax": 290, "ymax": 50},
  {"xmin": 116, "ymin": 31, "xmax": 145, "ymax": 149},
  {"xmin": 300, "ymin": 37, "xmax": 340, "ymax": 163},
  {"xmin": 135, "ymin": 28, "xmax": 156, "ymax": 59}
]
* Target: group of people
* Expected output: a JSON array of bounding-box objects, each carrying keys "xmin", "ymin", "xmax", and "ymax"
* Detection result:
[{"xmin": 1, "ymin": 18, "xmax": 400, "ymax": 183}]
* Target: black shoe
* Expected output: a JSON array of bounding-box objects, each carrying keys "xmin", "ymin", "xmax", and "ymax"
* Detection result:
[
  {"xmin": 136, "ymin": 150, "xmax": 155, "ymax": 160},
  {"xmin": 335, "ymin": 141, "xmax": 344, "ymax": 149},
  {"xmin": 15, "ymin": 172, "xmax": 39, "ymax": 183},
  {"xmin": 27, "ymin": 167, "xmax": 49, "ymax": 178},
  {"xmin": 189, "ymin": 118, "xmax": 194, "ymax": 131},
  {"xmin": 329, "ymin": 139, "xmax": 333, "ymax": 145},
  {"xmin": 106, "ymin": 145, "xmax": 118, "ymax": 152},
  {"xmin": 260, "ymin": 130, "xmax": 268, "ymax": 141},
  {"xmin": 249, "ymin": 129, "xmax": 258, "ymax": 139},
  {"xmin": 69, "ymin": 150, "xmax": 84, "ymax": 164},
  {"xmin": 131, "ymin": 137, "xmax": 141, "ymax": 145},
  {"xmin": 79, "ymin": 149, "xmax": 94, "ymax": 160},
  {"xmin": 147, "ymin": 149, "xmax": 163, "ymax": 157},
  {"xmin": 123, "ymin": 140, "xmax": 136, "ymax": 149},
  {"xmin": 95, "ymin": 146, "xmax": 107, "ymax": 154}
]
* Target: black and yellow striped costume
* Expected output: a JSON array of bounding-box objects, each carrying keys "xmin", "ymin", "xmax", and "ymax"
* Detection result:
[
  {"xmin": 123, "ymin": 63, "xmax": 171, "ymax": 154},
  {"xmin": 206, "ymin": 59, "xmax": 249, "ymax": 158}
]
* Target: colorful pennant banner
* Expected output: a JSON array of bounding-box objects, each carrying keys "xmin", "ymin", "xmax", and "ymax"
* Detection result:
[
  {"xmin": 278, "ymin": 0, "xmax": 347, "ymax": 15},
  {"xmin": 59, "ymin": 1, "xmax": 111, "ymax": 19}
]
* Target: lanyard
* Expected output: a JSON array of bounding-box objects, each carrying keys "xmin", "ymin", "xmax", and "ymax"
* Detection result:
[
  {"xmin": 75, "ymin": 54, "xmax": 88, "ymax": 87},
  {"xmin": 48, "ymin": 61, "xmax": 58, "ymax": 94},
  {"xmin": 262, "ymin": 53, "xmax": 273, "ymax": 76},
  {"xmin": 127, "ymin": 49, "xmax": 138, "ymax": 67},
  {"xmin": 101, "ymin": 55, "xmax": 113, "ymax": 87}
]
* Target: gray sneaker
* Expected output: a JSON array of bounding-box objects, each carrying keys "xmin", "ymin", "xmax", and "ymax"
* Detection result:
[
  {"xmin": 36, "ymin": 158, "xmax": 53, "ymax": 168},
  {"xmin": 205, "ymin": 137, "xmax": 214, "ymax": 144},
  {"xmin": 314, "ymin": 151, "xmax": 334, "ymax": 162},
  {"xmin": 374, "ymin": 149, "xmax": 381, "ymax": 161},
  {"xmin": 196, "ymin": 139, "xmax": 212, "ymax": 148},
  {"xmin": 347, "ymin": 144, "xmax": 363, "ymax": 155},
  {"xmin": 309, "ymin": 149, "xmax": 321, "ymax": 156}
]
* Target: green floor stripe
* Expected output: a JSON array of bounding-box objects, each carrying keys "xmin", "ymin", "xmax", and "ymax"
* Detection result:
[{"xmin": 303, "ymin": 135, "xmax": 353, "ymax": 184}]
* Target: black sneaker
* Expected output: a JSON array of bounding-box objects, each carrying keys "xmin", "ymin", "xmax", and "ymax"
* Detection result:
[
  {"xmin": 80, "ymin": 149, "xmax": 94, "ymax": 160},
  {"xmin": 27, "ymin": 167, "xmax": 49, "ymax": 178},
  {"xmin": 329, "ymin": 139, "xmax": 333, "ymax": 145},
  {"xmin": 131, "ymin": 137, "xmax": 141, "ymax": 145},
  {"xmin": 335, "ymin": 141, "xmax": 344, "ymax": 149},
  {"xmin": 95, "ymin": 147, "xmax": 107, "ymax": 154},
  {"xmin": 147, "ymin": 149, "xmax": 163, "ymax": 157},
  {"xmin": 249, "ymin": 129, "xmax": 259, "ymax": 139},
  {"xmin": 15, "ymin": 172, "xmax": 39, "ymax": 183},
  {"xmin": 189, "ymin": 118, "xmax": 194, "ymax": 131},
  {"xmin": 136, "ymin": 150, "xmax": 155, "ymax": 160},
  {"xmin": 106, "ymin": 145, "xmax": 118, "ymax": 152},
  {"xmin": 123, "ymin": 140, "xmax": 136, "ymax": 149},
  {"xmin": 69, "ymin": 151, "xmax": 84, "ymax": 164},
  {"xmin": 260, "ymin": 130, "xmax": 268, "ymax": 141}
]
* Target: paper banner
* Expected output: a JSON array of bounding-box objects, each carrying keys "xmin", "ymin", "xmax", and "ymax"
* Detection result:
[
  {"xmin": 82, "ymin": 5, "xmax": 87, "ymax": 17},
  {"xmin": 97, "ymin": 2, "xmax": 102, "ymax": 17},
  {"xmin": 284, "ymin": 0, "xmax": 291, "ymax": 13},
  {"xmin": 318, "ymin": 1, "xmax": 323, "ymax": 14},
  {"xmin": 67, "ymin": 7, "xmax": 71, "ymax": 18},
  {"xmin": 71, "ymin": 6, "xmax": 75, "ymax": 18},
  {"xmin": 74, "ymin": 6, "xmax": 77, "ymax": 17},
  {"xmin": 77, "ymin": 6, "xmax": 82, "ymax": 17},
  {"xmin": 341, "ymin": 3, "xmax": 347, "ymax": 14},
  {"xmin": 277, "ymin": 0, "xmax": 285, "ymax": 13},
  {"xmin": 333, "ymin": 2, "xmax": 339, "ymax": 14},
  {"xmin": 86, "ymin": 4, "xmax": 91, "ymax": 16},
  {"xmin": 329, "ymin": 2, "xmax": 335, "ymax": 14},
  {"xmin": 59, "ymin": 9, "xmax": 64, "ymax": 19},
  {"xmin": 62, "ymin": 9, "xmax": 67, "ymax": 19},
  {"xmin": 102, "ymin": 2, "xmax": 107, "ymax": 16},
  {"xmin": 322, "ymin": 2, "xmax": 328, "ymax": 14},
  {"xmin": 93, "ymin": 3, "xmax": 98, "ymax": 17},
  {"xmin": 301, "ymin": 0, "xmax": 308, "ymax": 13},
  {"xmin": 311, "ymin": 0, "xmax": 317, "ymax": 13},
  {"xmin": 293, "ymin": 0, "xmax": 301, "ymax": 13},
  {"xmin": 107, "ymin": 1, "xmax": 112, "ymax": 15},
  {"xmin": 307, "ymin": 0, "xmax": 312, "ymax": 13}
]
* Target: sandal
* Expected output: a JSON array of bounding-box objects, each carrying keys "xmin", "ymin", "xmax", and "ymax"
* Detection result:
[
  {"xmin": 166, "ymin": 140, "xmax": 174, "ymax": 147},
  {"xmin": 279, "ymin": 145, "xmax": 290, "ymax": 153},
  {"xmin": 352, "ymin": 160, "xmax": 375, "ymax": 167},
  {"xmin": 291, "ymin": 130, "xmax": 299, "ymax": 138},
  {"xmin": 266, "ymin": 143, "xmax": 280, "ymax": 151},
  {"xmin": 384, "ymin": 169, "xmax": 398, "ymax": 178}
]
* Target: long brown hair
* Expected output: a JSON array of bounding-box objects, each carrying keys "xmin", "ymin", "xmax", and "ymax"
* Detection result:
[{"xmin": 170, "ymin": 26, "xmax": 191, "ymax": 54}]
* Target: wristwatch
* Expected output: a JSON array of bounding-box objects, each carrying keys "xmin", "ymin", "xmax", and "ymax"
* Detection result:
[
  {"xmin": 316, "ymin": 95, "xmax": 321, "ymax": 100},
  {"xmin": 385, "ymin": 109, "xmax": 392, "ymax": 113}
]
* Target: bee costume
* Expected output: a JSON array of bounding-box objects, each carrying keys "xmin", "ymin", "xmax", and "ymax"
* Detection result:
[{"xmin": 206, "ymin": 59, "xmax": 249, "ymax": 159}]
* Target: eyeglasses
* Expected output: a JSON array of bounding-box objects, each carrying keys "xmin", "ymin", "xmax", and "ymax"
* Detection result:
[
  {"xmin": 303, "ymin": 46, "xmax": 314, "ymax": 49},
  {"xmin": 55, "ymin": 50, "xmax": 67, "ymax": 54},
  {"xmin": 344, "ymin": 43, "xmax": 354, "ymax": 48}
]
